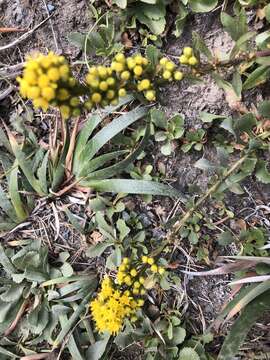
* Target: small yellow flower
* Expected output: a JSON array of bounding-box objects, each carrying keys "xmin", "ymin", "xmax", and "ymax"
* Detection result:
[
  {"xmin": 47, "ymin": 67, "xmax": 60, "ymax": 81},
  {"xmin": 127, "ymin": 57, "xmax": 136, "ymax": 70},
  {"xmin": 130, "ymin": 269, "xmax": 137, "ymax": 277},
  {"xmin": 159, "ymin": 57, "xmax": 168, "ymax": 66},
  {"xmin": 111, "ymin": 61, "xmax": 124, "ymax": 72},
  {"xmin": 92, "ymin": 92, "xmax": 102, "ymax": 103},
  {"xmin": 145, "ymin": 90, "xmax": 156, "ymax": 101},
  {"xmin": 183, "ymin": 47, "xmax": 193, "ymax": 58},
  {"xmin": 140, "ymin": 79, "xmax": 151, "ymax": 90},
  {"xmin": 165, "ymin": 62, "xmax": 175, "ymax": 71},
  {"xmin": 141, "ymin": 256, "xmax": 148, "ymax": 263},
  {"xmin": 179, "ymin": 55, "xmax": 189, "ymax": 64},
  {"xmin": 188, "ymin": 56, "xmax": 198, "ymax": 66},
  {"xmin": 106, "ymin": 77, "xmax": 116, "ymax": 87},
  {"xmin": 133, "ymin": 65, "xmax": 143, "ymax": 76},
  {"xmin": 124, "ymin": 275, "xmax": 132, "ymax": 286},
  {"xmin": 42, "ymin": 87, "xmax": 55, "ymax": 101},
  {"xmin": 174, "ymin": 71, "xmax": 183, "ymax": 81},
  {"xmin": 158, "ymin": 267, "xmax": 165, "ymax": 275},
  {"xmin": 139, "ymin": 277, "xmax": 145, "ymax": 285},
  {"xmin": 147, "ymin": 257, "xmax": 154, "ymax": 265},
  {"xmin": 60, "ymin": 105, "xmax": 71, "ymax": 119},
  {"xmin": 119, "ymin": 264, "xmax": 126, "ymax": 272},
  {"xmin": 162, "ymin": 70, "xmax": 171, "ymax": 80},
  {"xmin": 118, "ymin": 88, "xmax": 127, "ymax": 97},
  {"xmin": 123, "ymin": 258, "xmax": 130, "ymax": 265},
  {"xmin": 115, "ymin": 53, "xmax": 126, "ymax": 63},
  {"xmin": 134, "ymin": 281, "xmax": 140, "ymax": 288},
  {"xmin": 151, "ymin": 264, "xmax": 158, "ymax": 273},
  {"xmin": 106, "ymin": 90, "xmax": 115, "ymax": 100},
  {"xmin": 99, "ymin": 81, "xmax": 108, "ymax": 91},
  {"xmin": 121, "ymin": 71, "xmax": 131, "ymax": 81}
]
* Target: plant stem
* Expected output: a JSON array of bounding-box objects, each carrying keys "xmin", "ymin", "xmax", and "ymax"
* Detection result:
[{"xmin": 171, "ymin": 154, "xmax": 249, "ymax": 236}]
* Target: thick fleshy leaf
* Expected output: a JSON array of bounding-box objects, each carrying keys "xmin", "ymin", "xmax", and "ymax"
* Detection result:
[
  {"xmin": 190, "ymin": 0, "xmax": 218, "ymax": 13},
  {"xmin": 81, "ymin": 122, "xmax": 150, "ymax": 180},
  {"xmin": 80, "ymin": 179, "xmax": 182, "ymax": 198},
  {"xmin": 8, "ymin": 165, "xmax": 28, "ymax": 221},
  {"xmin": 218, "ymin": 291, "xmax": 270, "ymax": 360},
  {"xmin": 77, "ymin": 107, "xmax": 148, "ymax": 177}
]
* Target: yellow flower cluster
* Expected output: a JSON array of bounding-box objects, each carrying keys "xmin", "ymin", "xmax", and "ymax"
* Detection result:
[
  {"xmin": 17, "ymin": 52, "xmax": 82, "ymax": 119},
  {"xmin": 90, "ymin": 276, "xmax": 144, "ymax": 335},
  {"xmin": 84, "ymin": 52, "xmax": 156, "ymax": 107},
  {"xmin": 116, "ymin": 257, "xmax": 147, "ymax": 295},
  {"xmin": 159, "ymin": 57, "xmax": 183, "ymax": 81},
  {"xmin": 141, "ymin": 255, "xmax": 165, "ymax": 275},
  {"xmin": 179, "ymin": 47, "xmax": 198, "ymax": 66}
]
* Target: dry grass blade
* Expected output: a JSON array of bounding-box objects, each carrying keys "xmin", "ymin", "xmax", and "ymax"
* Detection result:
[
  {"xmin": 4, "ymin": 299, "xmax": 28, "ymax": 336},
  {"xmin": 65, "ymin": 117, "xmax": 80, "ymax": 174}
]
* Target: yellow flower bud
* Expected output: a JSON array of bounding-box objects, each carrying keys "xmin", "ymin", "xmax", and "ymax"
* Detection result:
[
  {"xmin": 91, "ymin": 92, "xmax": 102, "ymax": 103},
  {"xmin": 115, "ymin": 53, "xmax": 126, "ymax": 63},
  {"xmin": 118, "ymin": 88, "xmax": 127, "ymax": 97},
  {"xmin": 139, "ymin": 277, "xmax": 145, "ymax": 285},
  {"xmin": 140, "ymin": 288, "xmax": 146, "ymax": 295},
  {"xmin": 158, "ymin": 267, "xmax": 165, "ymax": 275},
  {"xmin": 121, "ymin": 71, "xmax": 131, "ymax": 81},
  {"xmin": 123, "ymin": 258, "xmax": 130, "ymax": 265},
  {"xmin": 174, "ymin": 71, "xmax": 183, "ymax": 81},
  {"xmin": 130, "ymin": 269, "xmax": 137, "ymax": 277},
  {"xmin": 111, "ymin": 61, "xmax": 124, "ymax": 72},
  {"xmin": 134, "ymin": 54, "xmax": 143, "ymax": 65},
  {"xmin": 107, "ymin": 77, "xmax": 116, "ymax": 87},
  {"xmin": 150, "ymin": 264, "xmax": 158, "ymax": 273},
  {"xmin": 159, "ymin": 57, "xmax": 168, "ymax": 66},
  {"xmin": 42, "ymin": 87, "xmax": 55, "ymax": 101},
  {"xmin": 162, "ymin": 70, "xmax": 172, "ymax": 80},
  {"xmin": 38, "ymin": 75, "xmax": 49, "ymax": 88},
  {"xmin": 183, "ymin": 47, "xmax": 193, "ymax": 58},
  {"xmin": 99, "ymin": 81, "xmax": 108, "ymax": 91},
  {"xmin": 147, "ymin": 257, "xmax": 154, "ymax": 265},
  {"xmin": 124, "ymin": 275, "xmax": 132, "ymax": 286},
  {"xmin": 119, "ymin": 264, "xmax": 126, "ymax": 272},
  {"xmin": 133, "ymin": 288, "xmax": 139, "ymax": 295},
  {"xmin": 142, "ymin": 256, "xmax": 148, "ymax": 263},
  {"xmin": 106, "ymin": 90, "xmax": 115, "ymax": 99},
  {"xmin": 58, "ymin": 88, "xmax": 70, "ymax": 100},
  {"xmin": 97, "ymin": 66, "xmax": 108, "ymax": 78},
  {"xmin": 134, "ymin": 281, "xmax": 140, "ymax": 288},
  {"xmin": 145, "ymin": 90, "xmax": 156, "ymax": 101},
  {"xmin": 59, "ymin": 64, "xmax": 69, "ymax": 78},
  {"xmin": 179, "ymin": 55, "xmax": 189, "ymax": 64},
  {"xmin": 84, "ymin": 100, "xmax": 93, "ymax": 110},
  {"xmin": 127, "ymin": 57, "xmax": 136, "ymax": 70},
  {"xmin": 165, "ymin": 62, "xmax": 175, "ymax": 71},
  {"xmin": 188, "ymin": 56, "xmax": 198, "ymax": 66},
  {"xmin": 140, "ymin": 79, "xmax": 151, "ymax": 90},
  {"xmin": 47, "ymin": 67, "xmax": 60, "ymax": 81},
  {"xmin": 70, "ymin": 97, "xmax": 80, "ymax": 107},
  {"xmin": 137, "ymin": 299, "xmax": 144, "ymax": 307},
  {"xmin": 133, "ymin": 65, "xmax": 143, "ymax": 76},
  {"xmin": 27, "ymin": 86, "xmax": 40, "ymax": 99},
  {"xmin": 60, "ymin": 105, "xmax": 71, "ymax": 119}
]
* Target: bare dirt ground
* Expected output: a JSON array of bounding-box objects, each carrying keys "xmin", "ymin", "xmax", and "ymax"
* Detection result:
[{"xmin": 0, "ymin": 1, "xmax": 270, "ymax": 359}]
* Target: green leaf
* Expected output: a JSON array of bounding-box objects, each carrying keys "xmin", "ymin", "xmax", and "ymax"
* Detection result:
[
  {"xmin": 151, "ymin": 108, "xmax": 167, "ymax": 129},
  {"xmin": 218, "ymin": 291, "xmax": 270, "ymax": 360},
  {"xmin": 86, "ymin": 241, "xmax": 114, "ymax": 258},
  {"xmin": 178, "ymin": 347, "xmax": 200, "ymax": 360},
  {"xmin": 199, "ymin": 112, "xmax": 226, "ymax": 123},
  {"xmin": 0, "ymin": 245, "xmax": 16, "ymax": 275},
  {"xmin": 258, "ymin": 100, "xmax": 270, "ymax": 117},
  {"xmin": 220, "ymin": 9, "xmax": 247, "ymax": 41},
  {"xmin": 86, "ymin": 334, "xmax": 110, "ymax": 360},
  {"xmin": 171, "ymin": 327, "xmax": 186, "ymax": 345},
  {"xmin": 113, "ymin": 0, "xmax": 127, "ymax": 9},
  {"xmin": 217, "ymin": 231, "xmax": 235, "ymax": 246},
  {"xmin": 230, "ymin": 32, "xmax": 256, "ymax": 59},
  {"xmin": 192, "ymin": 32, "xmax": 213, "ymax": 60},
  {"xmin": 194, "ymin": 158, "xmax": 217, "ymax": 170},
  {"xmin": 8, "ymin": 165, "xmax": 28, "ymax": 221},
  {"xmin": 145, "ymin": 44, "xmax": 160, "ymax": 70},
  {"xmin": 0, "ymin": 185, "xmax": 17, "ymax": 221},
  {"xmin": 234, "ymin": 113, "xmax": 257, "ymax": 134},
  {"xmin": 243, "ymin": 65, "xmax": 270, "ymax": 90},
  {"xmin": 161, "ymin": 142, "xmax": 172, "ymax": 156},
  {"xmin": 189, "ymin": 0, "xmax": 218, "ymax": 13},
  {"xmin": 173, "ymin": 3, "xmax": 188, "ymax": 37},
  {"xmin": 220, "ymin": 117, "xmax": 236, "ymax": 137},
  {"xmin": 81, "ymin": 179, "xmax": 182, "ymax": 198},
  {"xmin": 255, "ymin": 160, "xmax": 270, "ymax": 184},
  {"xmin": 77, "ymin": 107, "xmax": 148, "ymax": 177},
  {"xmin": 265, "ymin": 4, "xmax": 270, "ymax": 23}
]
